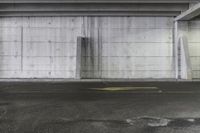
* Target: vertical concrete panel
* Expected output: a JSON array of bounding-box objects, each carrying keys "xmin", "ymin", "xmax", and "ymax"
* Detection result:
[
  {"xmin": 0, "ymin": 18, "xmax": 22, "ymax": 78},
  {"xmin": 81, "ymin": 17, "xmax": 101, "ymax": 78},
  {"xmin": 100, "ymin": 17, "xmax": 174, "ymax": 79},
  {"xmin": 22, "ymin": 17, "xmax": 82, "ymax": 78},
  {"xmin": 0, "ymin": 16, "xmax": 174, "ymax": 79},
  {"xmin": 188, "ymin": 20, "xmax": 200, "ymax": 79},
  {"xmin": 0, "ymin": 17, "xmax": 82, "ymax": 78}
]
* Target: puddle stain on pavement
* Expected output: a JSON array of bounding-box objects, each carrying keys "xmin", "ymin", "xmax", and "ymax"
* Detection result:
[{"xmin": 32, "ymin": 117, "xmax": 200, "ymax": 132}]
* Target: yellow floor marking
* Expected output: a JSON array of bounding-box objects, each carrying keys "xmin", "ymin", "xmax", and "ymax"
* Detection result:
[{"xmin": 90, "ymin": 87, "xmax": 159, "ymax": 91}]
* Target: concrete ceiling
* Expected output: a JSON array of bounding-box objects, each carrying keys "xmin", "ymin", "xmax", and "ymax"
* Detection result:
[
  {"xmin": 0, "ymin": 0, "xmax": 199, "ymax": 3},
  {"xmin": 0, "ymin": 0, "xmax": 199, "ymax": 16}
]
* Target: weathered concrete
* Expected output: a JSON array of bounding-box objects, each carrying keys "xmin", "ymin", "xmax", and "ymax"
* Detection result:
[
  {"xmin": 0, "ymin": 13, "xmax": 198, "ymax": 80},
  {"xmin": 179, "ymin": 35, "xmax": 192, "ymax": 79},
  {"xmin": 173, "ymin": 19, "xmax": 200, "ymax": 79},
  {"xmin": 175, "ymin": 2, "xmax": 200, "ymax": 21},
  {"xmin": 99, "ymin": 17, "xmax": 174, "ymax": 79},
  {"xmin": 0, "ymin": 16, "xmax": 175, "ymax": 79},
  {"xmin": 0, "ymin": 17, "xmax": 83, "ymax": 78},
  {"xmin": 174, "ymin": 21, "xmax": 192, "ymax": 79},
  {"xmin": 187, "ymin": 19, "xmax": 200, "ymax": 79},
  {"xmin": 0, "ymin": 1, "xmax": 190, "ymax": 16},
  {"xmin": 0, "ymin": 0, "xmax": 198, "ymax": 3}
]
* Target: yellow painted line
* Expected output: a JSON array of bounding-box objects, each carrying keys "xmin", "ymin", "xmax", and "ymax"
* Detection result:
[{"xmin": 90, "ymin": 87, "xmax": 159, "ymax": 91}]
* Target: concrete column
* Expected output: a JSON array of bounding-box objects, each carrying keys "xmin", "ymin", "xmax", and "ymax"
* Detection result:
[
  {"xmin": 76, "ymin": 37, "xmax": 84, "ymax": 79},
  {"xmin": 174, "ymin": 21, "xmax": 179, "ymax": 79},
  {"xmin": 179, "ymin": 35, "xmax": 192, "ymax": 80},
  {"xmin": 174, "ymin": 21, "xmax": 192, "ymax": 80}
]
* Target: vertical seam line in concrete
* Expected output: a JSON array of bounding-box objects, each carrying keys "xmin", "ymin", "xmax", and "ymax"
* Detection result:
[
  {"xmin": 173, "ymin": 21, "xmax": 177, "ymax": 79},
  {"xmin": 21, "ymin": 26, "xmax": 24, "ymax": 72},
  {"xmin": 98, "ymin": 17, "xmax": 102, "ymax": 79}
]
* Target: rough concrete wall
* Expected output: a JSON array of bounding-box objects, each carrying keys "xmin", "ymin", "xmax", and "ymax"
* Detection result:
[
  {"xmin": 0, "ymin": 17, "xmax": 82, "ymax": 78},
  {"xmin": 87, "ymin": 17, "xmax": 174, "ymax": 79},
  {"xmin": 81, "ymin": 17, "xmax": 102, "ymax": 78},
  {"xmin": 188, "ymin": 20, "xmax": 200, "ymax": 79},
  {"xmin": 0, "ymin": 16, "xmax": 174, "ymax": 79},
  {"xmin": 81, "ymin": 17, "xmax": 174, "ymax": 79}
]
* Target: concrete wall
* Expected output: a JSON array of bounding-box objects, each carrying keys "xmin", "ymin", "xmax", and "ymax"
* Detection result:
[
  {"xmin": 188, "ymin": 19, "xmax": 200, "ymax": 79},
  {"xmin": 82, "ymin": 17, "xmax": 174, "ymax": 79},
  {"xmin": 100, "ymin": 17, "xmax": 174, "ymax": 78},
  {"xmin": 0, "ymin": 17, "xmax": 82, "ymax": 78},
  {"xmin": 0, "ymin": 16, "xmax": 174, "ymax": 79}
]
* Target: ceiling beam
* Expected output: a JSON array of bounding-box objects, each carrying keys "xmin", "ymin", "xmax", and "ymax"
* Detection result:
[
  {"xmin": 0, "ymin": 3, "xmax": 188, "ymax": 16},
  {"xmin": 0, "ymin": 1, "xmax": 196, "ymax": 17},
  {"xmin": 0, "ymin": 11, "xmax": 181, "ymax": 17},
  {"xmin": 175, "ymin": 2, "xmax": 200, "ymax": 20},
  {"xmin": 0, "ymin": 3, "xmax": 188, "ymax": 12},
  {"xmin": 0, "ymin": 0, "xmax": 198, "ymax": 3}
]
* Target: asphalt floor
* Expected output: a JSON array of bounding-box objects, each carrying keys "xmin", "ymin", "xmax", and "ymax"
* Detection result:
[{"xmin": 0, "ymin": 81, "xmax": 200, "ymax": 133}]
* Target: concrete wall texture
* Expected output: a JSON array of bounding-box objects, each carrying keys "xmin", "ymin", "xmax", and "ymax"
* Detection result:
[
  {"xmin": 81, "ymin": 17, "xmax": 174, "ymax": 79},
  {"xmin": 188, "ymin": 20, "xmax": 200, "ymax": 79},
  {"xmin": 0, "ymin": 16, "xmax": 198, "ymax": 79},
  {"xmin": 0, "ymin": 17, "xmax": 82, "ymax": 78}
]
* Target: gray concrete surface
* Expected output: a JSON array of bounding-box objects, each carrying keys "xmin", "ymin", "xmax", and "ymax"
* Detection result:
[
  {"xmin": 0, "ymin": 82, "xmax": 200, "ymax": 132},
  {"xmin": 0, "ymin": 1, "xmax": 192, "ymax": 16},
  {"xmin": 0, "ymin": 17, "xmax": 174, "ymax": 79},
  {"xmin": 175, "ymin": 2, "xmax": 200, "ymax": 21},
  {"xmin": 0, "ymin": 16, "xmax": 200, "ymax": 79}
]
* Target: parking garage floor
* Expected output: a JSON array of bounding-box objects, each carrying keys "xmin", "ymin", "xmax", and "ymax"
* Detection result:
[{"xmin": 0, "ymin": 81, "xmax": 200, "ymax": 133}]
